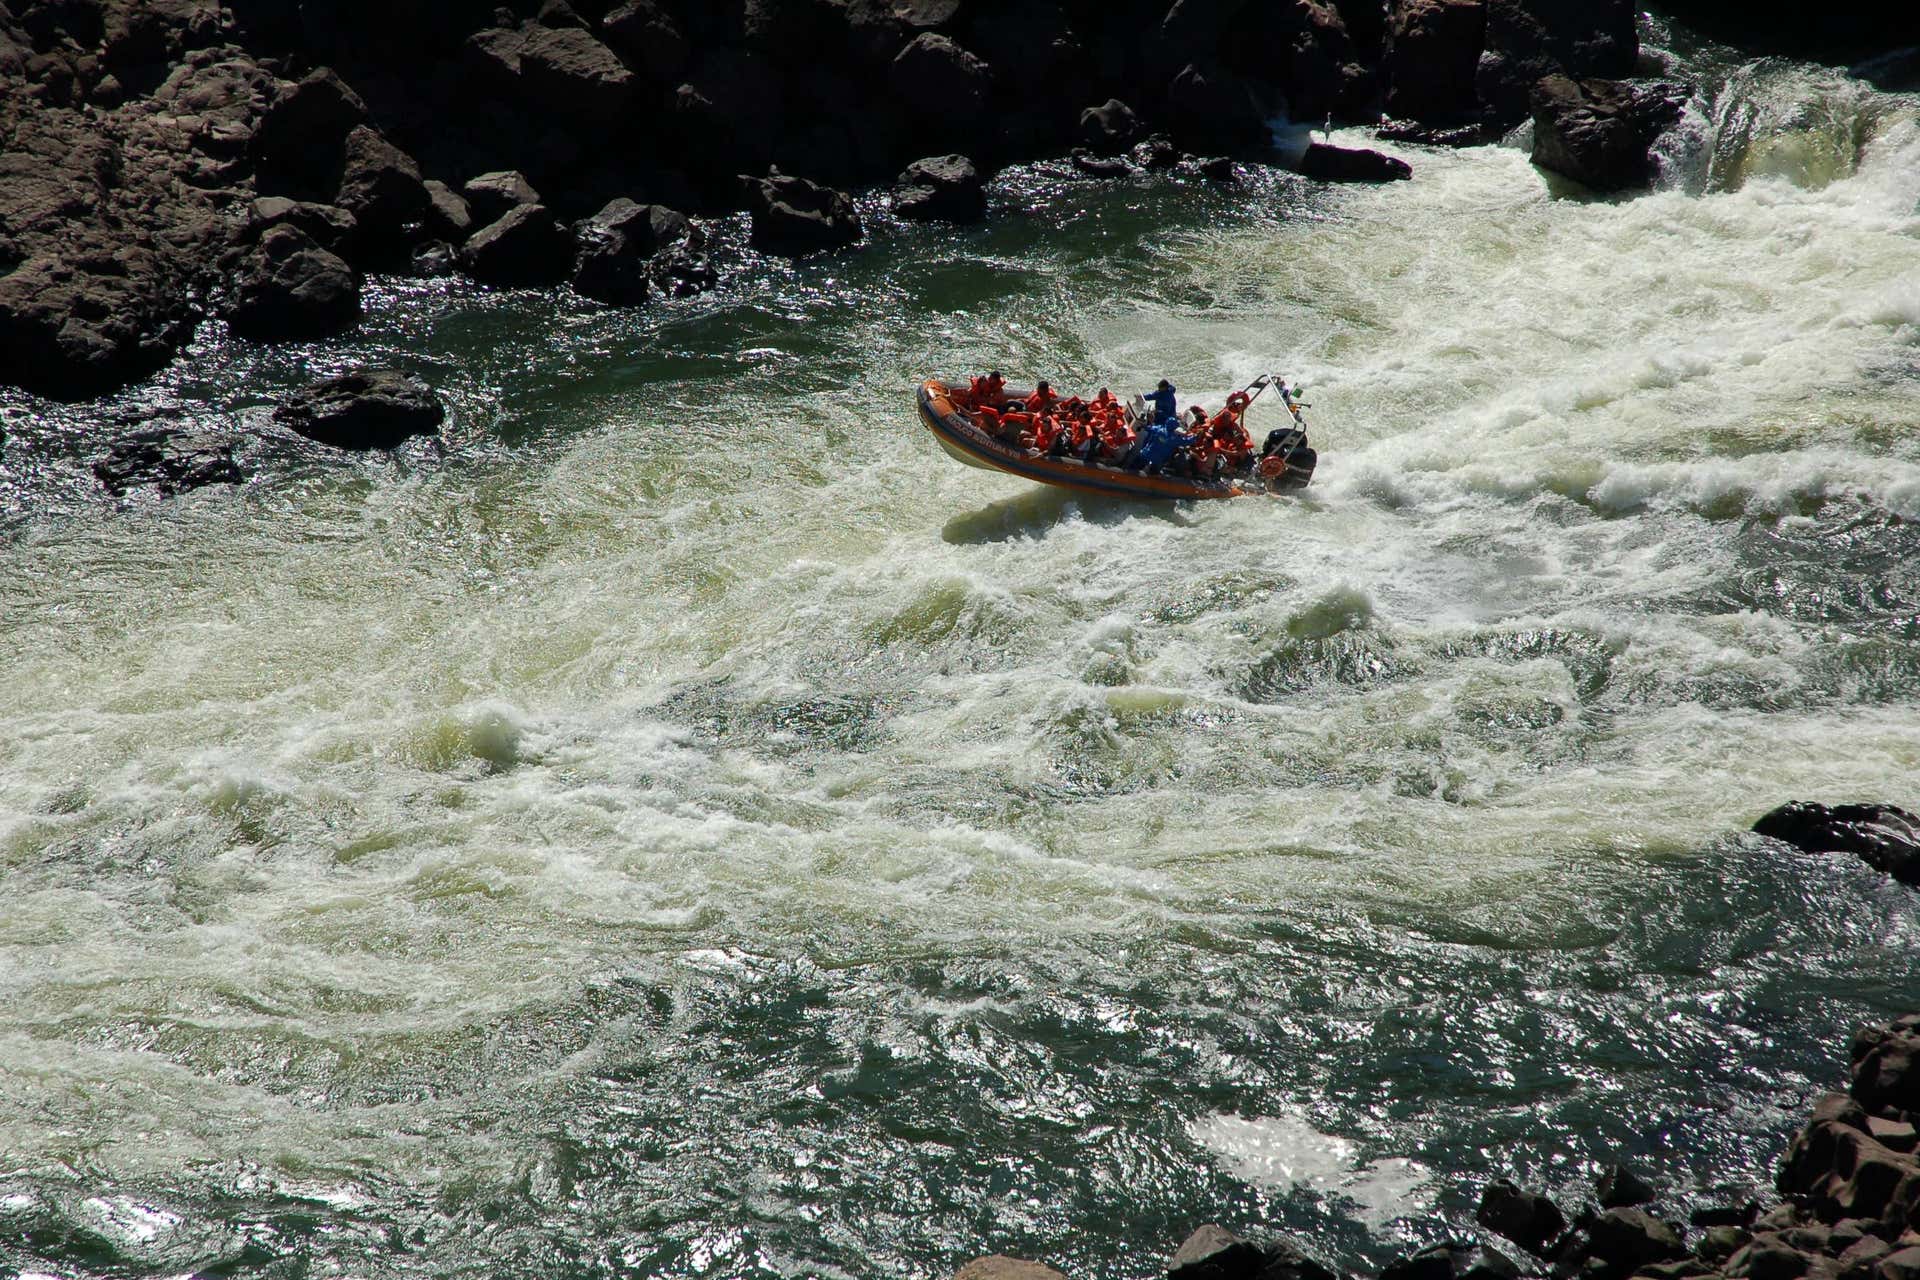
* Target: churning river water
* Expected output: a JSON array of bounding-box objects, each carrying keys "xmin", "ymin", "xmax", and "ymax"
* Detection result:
[{"xmin": 4, "ymin": 32, "xmax": 1920, "ymax": 1280}]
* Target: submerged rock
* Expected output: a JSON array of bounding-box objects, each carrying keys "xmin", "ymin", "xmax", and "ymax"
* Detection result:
[
  {"xmin": 570, "ymin": 197, "xmax": 681, "ymax": 305},
  {"xmin": 1298, "ymin": 142, "xmax": 1413, "ymax": 182},
  {"xmin": 1380, "ymin": 1241, "xmax": 1518, "ymax": 1280},
  {"xmin": 1753, "ymin": 802, "xmax": 1920, "ymax": 885},
  {"xmin": 93, "ymin": 427, "xmax": 245, "ymax": 496},
  {"xmin": 1477, "ymin": 1179, "xmax": 1568, "ymax": 1254},
  {"xmin": 273, "ymin": 368, "xmax": 444, "ymax": 450},
  {"xmin": 1598, "ymin": 1162, "xmax": 1658, "ymax": 1209},
  {"xmin": 893, "ymin": 154, "xmax": 985, "ymax": 223}
]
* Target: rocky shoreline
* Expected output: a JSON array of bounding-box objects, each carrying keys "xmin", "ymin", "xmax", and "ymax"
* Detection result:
[{"xmin": 1, "ymin": 0, "xmax": 1884, "ymax": 419}]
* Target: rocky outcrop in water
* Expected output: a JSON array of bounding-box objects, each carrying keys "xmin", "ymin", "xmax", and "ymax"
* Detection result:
[
  {"xmin": 1754, "ymin": 803, "xmax": 1920, "ymax": 886},
  {"xmin": 272, "ymin": 368, "xmax": 444, "ymax": 451},
  {"xmin": 1530, "ymin": 76, "xmax": 1687, "ymax": 192},
  {"xmin": 93, "ymin": 426, "xmax": 246, "ymax": 496},
  {"xmin": 894, "ymin": 155, "xmax": 987, "ymax": 223}
]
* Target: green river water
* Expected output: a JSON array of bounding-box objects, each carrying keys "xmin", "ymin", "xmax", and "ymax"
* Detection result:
[{"xmin": 3, "ymin": 34, "xmax": 1920, "ymax": 1280}]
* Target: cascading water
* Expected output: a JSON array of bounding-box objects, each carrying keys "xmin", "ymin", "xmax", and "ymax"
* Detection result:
[{"xmin": 2, "ymin": 26, "xmax": 1918, "ymax": 1280}]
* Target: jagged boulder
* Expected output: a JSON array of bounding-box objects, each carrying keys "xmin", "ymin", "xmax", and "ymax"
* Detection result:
[
  {"xmin": 1478, "ymin": 0, "xmax": 1638, "ymax": 123},
  {"xmin": 462, "ymin": 203, "xmax": 573, "ymax": 286},
  {"xmin": 1299, "ymin": 142, "xmax": 1412, "ymax": 181},
  {"xmin": 1383, "ymin": 0, "xmax": 1486, "ymax": 122},
  {"xmin": 1166, "ymin": 1223, "xmax": 1335, "ymax": 1280},
  {"xmin": 466, "ymin": 23, "xmax": 636, "ymax": 124},
  {"xmin": 1585, "ymin": 1208, "xmax": 1687, "ymax": 1270},
  {"xmin": 890, "ymin": 32, "xmax": 992, "ymax": 129},
  {"xmin": 333, "ymin": 125, "xmax": 429, "ymax": 261},
  {"xmin": 1477, "ymin": 1180, "xmax": 1568, "ymax": 1254},
  {"xmin": 1598, "ymin": 1163, "xmax": 1658, "ymax": 1209},
  {"xmin": 742, "ymin": 169, "xmax": 862, "ymax": 255},
  {"xmin": 601, "ymin": 0, "xmax": 692, "ymax": 82},
  {"xmin": 252, "ymin": 67, "xmax": 367, "ymax": 198},
  {"xmin": 1166, "ymin": 62, "xmax": 1276, "ymax": 148},
  {"xmin": 274, "ymin": 368, "xmax": 444, "ymax": 450},
  {"xmin": 462, "ymin": 171, "xmax": 542, "ymax": 226},
  {"xmin": 1081, "ymin": 99, "xmax": 1140, "ymax": 153},
  {"xmin": 894, "ymin": 154, "xmax": 986, "ymax": 223},
  {"xmin": 1754, "ymin": 803, "xmax": 1920, "ymax": 886},
  {"xmin": 1529, "ymin": 76, "xmax": 1685, "ymax": 191},
  {"xmin": 224, "ymin": 224, "xmax": 360, "ymax": 340},
  {"xmin": 423, "ymin": 181, "xmax": 473, "ymax": 241},
  {"xmin": 1853, "ymin": 1017, "xmax": 1920, "ymax": 1116},
  {"xmin": 244, "ymin": 197, "xmax": 359, "ymax": 255},
  {"xmin": 569, "ymin": 197, "xmax": 686, "ymax": 305},
  {"xmin": 1380, "ymin": 1242, "xmax": 1519, "ymax": 1280}
]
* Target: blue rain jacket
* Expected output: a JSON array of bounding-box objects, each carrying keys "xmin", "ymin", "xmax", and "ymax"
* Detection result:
[{"xmin": 1143, "ymin": 385, "xmax": 1178, "ymax": 424}]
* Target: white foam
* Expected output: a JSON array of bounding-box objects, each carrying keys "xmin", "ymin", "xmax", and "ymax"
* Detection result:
[{"xmin": 1190, "ymin": 1113, "xmax": 1435, "ymax": 1227}]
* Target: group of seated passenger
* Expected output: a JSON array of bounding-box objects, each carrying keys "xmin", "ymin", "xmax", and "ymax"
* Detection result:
[{"xmin": 950, "ymin": 371, "xmax": 1273, "ymax": 481}]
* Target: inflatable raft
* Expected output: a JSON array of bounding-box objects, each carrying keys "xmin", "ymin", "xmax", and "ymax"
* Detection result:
[{"xmin": 916, "ymin": 377, "xmax": 1316, "ymax": 502}]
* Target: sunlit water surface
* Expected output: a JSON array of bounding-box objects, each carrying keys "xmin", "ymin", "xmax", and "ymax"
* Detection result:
[{"xmin": 3, "ymin": 40, "xmax": 1920, "ymax": 1280}]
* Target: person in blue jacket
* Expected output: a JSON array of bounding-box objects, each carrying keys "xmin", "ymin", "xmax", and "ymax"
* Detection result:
[
  {"xmin": 1143, "ymin": 379, "xmax": 1178, "ymax": 425},
  {"xmin": 1127, "ymin": 416, "xmax": 1194, "ymax": 473}
]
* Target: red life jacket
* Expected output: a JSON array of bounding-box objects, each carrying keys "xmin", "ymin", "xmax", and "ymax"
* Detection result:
[{"xmin": 1025, "ymin": 388, "xmax": 1057, "ymax": 413}]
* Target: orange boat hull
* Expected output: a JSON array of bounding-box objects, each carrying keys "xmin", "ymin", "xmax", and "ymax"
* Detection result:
[{"xmin": 916, "ymin": 379, "xmax": 1262, "ymax": 502}]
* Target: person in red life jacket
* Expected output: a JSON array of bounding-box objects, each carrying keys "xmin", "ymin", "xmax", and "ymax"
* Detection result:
[
  {"xmin": 1024, "ymin": 412, "xmax": 1060, "ymax": 455},
  {"xmin": 973, "ymin": 402, "xmax": 1005, "ymax": 438},
  {"xmin": 1064, "ymin": 412, "xmax": 1098, "ymax": 462},
  {"xmin": 1091, "ymin": 388, "xmax": 1117, "ymax": 413},
  {"xmin": 1025, "ymin": 380, "xmax": 1058, "ymax": 413},
  {"xmin": 1096, "ymin": 410, "xmax": 1135, "ymax": 462},
  {"xmin": 980, "ymin": 370, "xmax": 1008, "ymax": 407}
]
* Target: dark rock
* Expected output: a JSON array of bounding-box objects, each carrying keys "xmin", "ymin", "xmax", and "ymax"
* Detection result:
[
  {"xmin": 650, "ymin": 224, "xmax": 718, "ymax": 297},
  {"xmin": 1530, "ymin": 76, "xmax": 1685, "ymax": 192},
  {"xmin": 1638, "ymin": 1261, "xmax": 1717, "ymax": 1280},
  {"xmin": 569, "ymin": 197, "xmax": 668, "ymax": 305},
  {"xmin": 1854, "ymin": 1023, "xmax": 1920, "ymax": 1120},
  {"xmin": 1166, "ymin": 62, "xmax": 1276, "ymax": 148},
  {"xmin": 952, "ymin": 1259, "xmax": 1068, "ymax": 1280},
  {"xmin": 601, "ymin": 0, "xmax": 690, "ymax": 82},
  {"xmin": 1754, "ymin": 803, "xmax": 1920, "ymax": 886},
  {"xmin": 1382, "ymin": 1242, "xmax": 1519, "ymax": 1280},
  {"xmin": 1166, "ymin": 1223, "xmax": 1335, "ymax": 1280},
  {"xmin": 1884, "ymin": 1249, "xmax": 1920, "ymax": 1280},
  {"xmin": 1081, "ymin": 98, "xmax": 1140, "ymax": 154},
  {"xmin": 516, "ymin": 24, "xmax": 636, "ymax": 123},
  {"xmin": 1132, "ymin": 135, "xmax": 1182, "ymax": 171},
  {"xmin": 1376, "ymin": 118, "xmax": 1494, "ymax": 146},
  {"xmin": 462, "ymin": 171, "xmax": 543, "ymax": 226},
  {"xmin": 462, "ymin": 203, "xmax": 573, "ymax": 286},
  {"xmin": 536, "ymin": 0, "xmax": 587, "ymax": 28},
  {"xmin": 1586, "ymin": 1208, "xmax": 1686, "ymax": 1270},
  {"xmin": 423, "ymin": 181, "xmax": 473, "ymax": 241},
  {"xmin": 742, "ymin": 169, "xmax": 861, "ymax": 255},
  {"xmin": 334, "ymin": 125, "xmax": 429, "ymax": 259},
  {"xmin": 410, "ymin": 240, "xmax": 458, "ymax": 276},
  {"xmin": 245, "ymin": 197, "xmax": 359, "ymax": 254},
  {"xmin": 1598, "ymin": 1163, "xmax": 1657, "ymax": 1209},
  {"xmin": 1071, "ymin": 150, "xmax": 1134, "ymax": 177},
  {"xmin": 274, "ymin": 368, "xmax": 444, "ymax": 450},
  {"xmin": 1692, "ymin": 1202, "xmax": 1763, "ymax": 1229},
  {"xmin": 1701, "ymin": 1228, "xmax": 1755, "ymax": 1264},
  {"xmin": 225, "ymin": 224, "xmax": 361, "ymax": 340},
  {"xmin": 1869, "ymin": 1118, "xmax": 1920, "ymax": 1154},
  {"xmin": 889, "ymin": 32, "xmax": 992, "ymax": 131},
  {"xmin": 1198, "ymin": 155, "xmax": 1237, "ymax": 181},
  {"xmin": 894, "ymin": 154, "xmax": 986, "ymax": 223},
  {"xmin": 0, "ymin": 250, "xmax": 199, "ymax": 401},
  {"xmin": 93, "ymin": 428, "xmax": 244, "ymax": 496},
  {"xmin": 1383, "ymin": 0, "xmax": 1486, "ymax": 123},
  {"xmin": 1478, "ymin": 0, "xmax": 1638, "ymax": 123},
  {"xmin": 1726, "ymin": 1235, "xmax": 1814, "ymax": 1280},
  {"xmin": 1298, "ymin": 142, "xmax": 1413, "ymax": 181},
  {"xmin": 252, "ymin": 67, "xmax": 368, "ymax": 196},
  {"xmin": 1478, "ymin": 1179, "xmax": 1568, "ymax": 1254}
]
